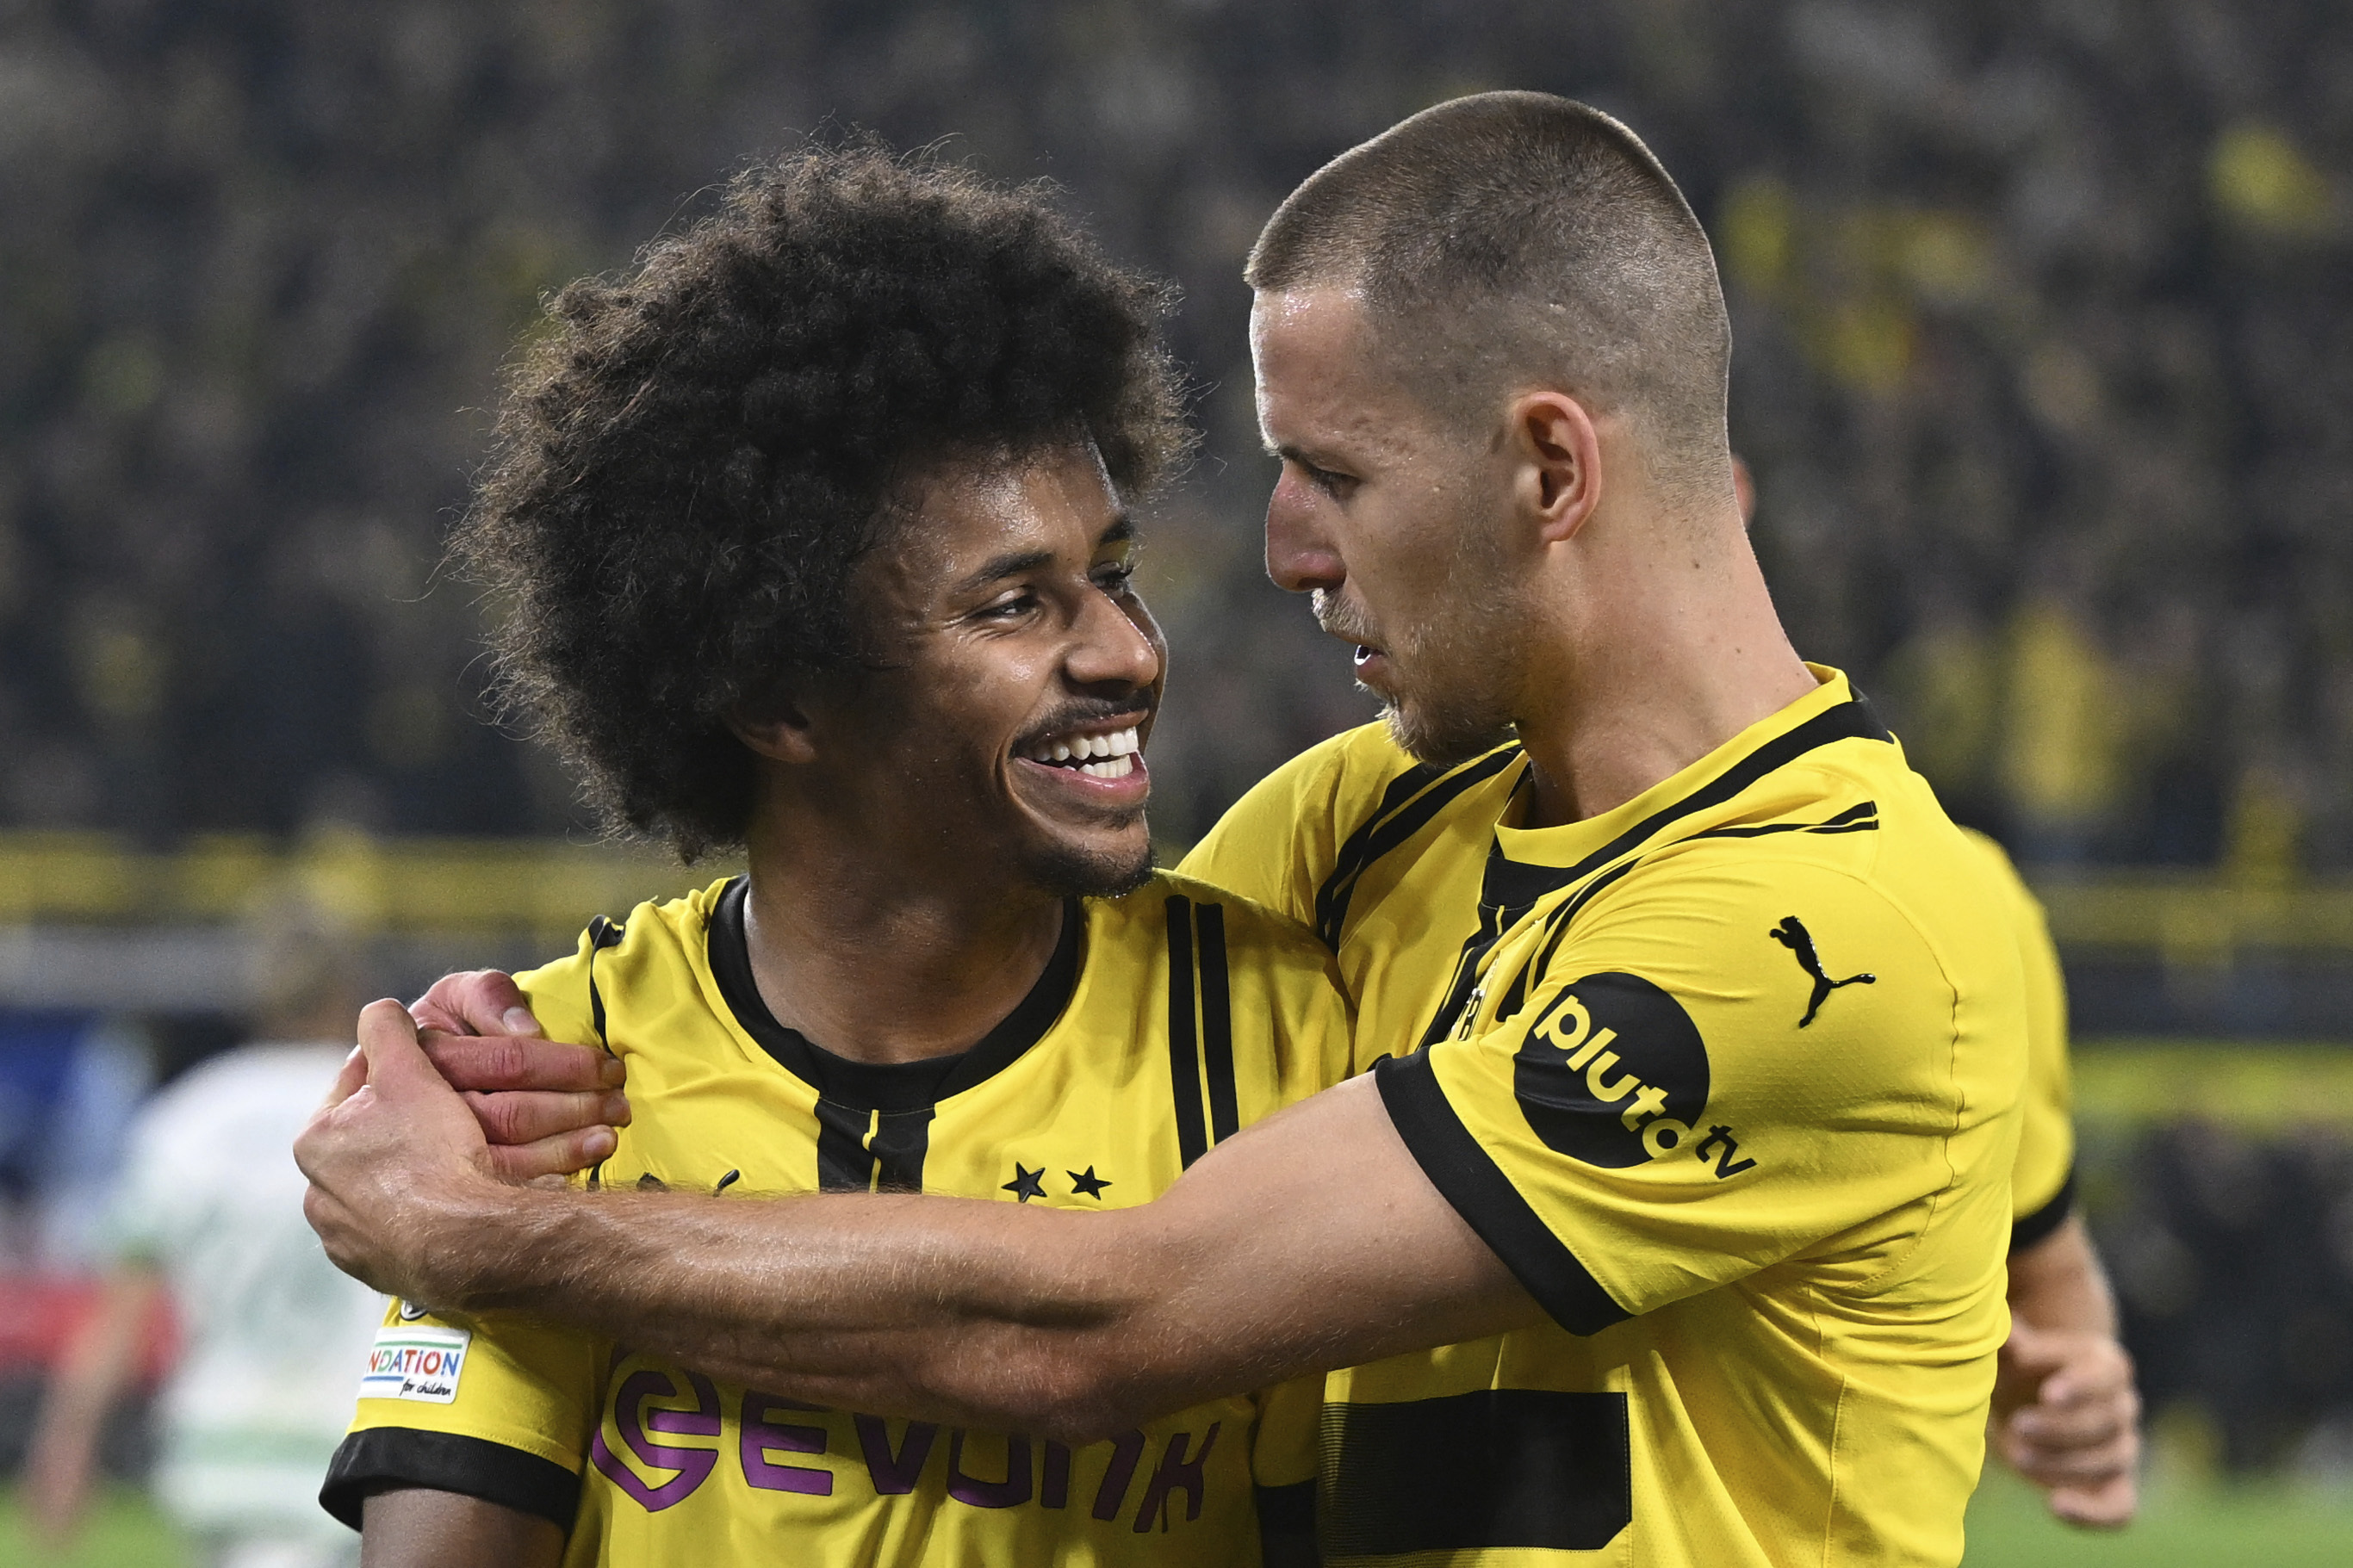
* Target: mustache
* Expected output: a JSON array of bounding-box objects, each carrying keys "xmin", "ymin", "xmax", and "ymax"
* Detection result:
[
  {"xmin": 1013, "ymin": 694, "xmax": 1156, "ymax": 753},
  {"xmin": 1312, "ymin": 589, "xmax": 1379, "ymax": 646}
]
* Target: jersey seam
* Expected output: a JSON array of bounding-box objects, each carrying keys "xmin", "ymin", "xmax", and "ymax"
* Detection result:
[{"xmin": 1785, "ymin": 858, "xmax": 1972, "ymax": 1295}]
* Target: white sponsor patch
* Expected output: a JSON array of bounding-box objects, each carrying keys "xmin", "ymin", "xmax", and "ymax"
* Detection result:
[{"xmin": 358, "ymin": 1324, "xmax": 470, "ymax": 1404}]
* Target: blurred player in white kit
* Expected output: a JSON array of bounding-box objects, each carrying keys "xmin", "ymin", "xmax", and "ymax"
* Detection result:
[{"xmin": 26, "ymin": 896, "xmax": 386, "ymax": 1568}]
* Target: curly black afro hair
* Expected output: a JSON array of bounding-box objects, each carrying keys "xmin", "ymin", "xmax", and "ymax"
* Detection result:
[{"xmin": 454, "ymin": 145, "xmax": 1190, "ymax": 859}]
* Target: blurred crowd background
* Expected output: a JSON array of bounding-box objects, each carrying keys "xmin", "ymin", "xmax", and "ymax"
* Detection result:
[{"xmin": 3, "ymin": 0, "xmax": 2352, "ymax": 1557}]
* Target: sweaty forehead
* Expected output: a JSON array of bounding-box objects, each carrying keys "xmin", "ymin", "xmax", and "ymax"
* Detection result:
[{"xmin": 1251, "ymin": 288, "xmax": 1439, "ymax": 458}]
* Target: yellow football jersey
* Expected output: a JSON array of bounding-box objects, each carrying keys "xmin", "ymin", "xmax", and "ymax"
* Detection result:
[
  {"xmin": 323, "ymin": 871, "xmax": 1350, "ymax": 1565},
  {"xmin": 1961, "ymin": 827, "xmax": 2077, "ymax": 1240},
  {"xmin": 1183, "ymin": 669, "xmax": 2028, "ymax": 1568}
]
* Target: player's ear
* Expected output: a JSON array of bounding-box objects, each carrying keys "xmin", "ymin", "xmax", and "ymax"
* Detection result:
[
  {"xmin": 1507, "ymin": 390, "xmax": 1603, "ymax": 546},
  {"xmin": 727, "ymin": 692, "xmax": 820, "ymax": 765}
]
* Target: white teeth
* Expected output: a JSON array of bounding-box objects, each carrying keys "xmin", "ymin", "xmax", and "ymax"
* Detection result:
[
  {"xmin": 1078, "ymin": 754, "xmax": 1137, "ymax": 779},
  {"xmin": 1027, "ymin": 725, "xmax": 1142, "ymax": 766}
]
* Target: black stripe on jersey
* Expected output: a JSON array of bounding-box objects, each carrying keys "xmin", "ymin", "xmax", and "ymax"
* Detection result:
[
  {"xmin": 1373, "ymin": 1052, "xmax": 1630, "ymax": 1336},
  {"xmin": 321, "ymin": 1428, "xmax": 580, "ymax": 1532},
  {"xmin": 1165, "ymin": 896, "xmax": 1209, "ymax": 1168},
  {"xmin": 1537, "ymin": 697, "xmax": 1892, "ymax": 894},
  {"xmin": 1314, "ymin": 747, "xmax": 1524, "ymax": 951},
  {"xmin": 1318, "ymin": 1389, "xmax": 1630, "ymax": 1555},
  {"xmin": 870, "ymin": 1106, "xmax": 937, "ymax": 1192},
  {"xmin": 1432, "ymin": 699, "xmax": 1894, "ymax": 1041},
  {"xmin": 1196, "ymin": 902, "xmax": 1240, "ymax": 1143},
  {"xmin": 582, "ymin": 913, "xmax": 627, "ymax": 1191},
  {"xmin": 1686, "ymin": 798, "xmax": 1881, "ymax": 840},
  {"xmin": 2011, "ymin": 1164, "xmax": 2077, "ymax": 1254},
  {"xmin": 816, "ymin": 1101, "xmax": 878, "ymax": 1192}
]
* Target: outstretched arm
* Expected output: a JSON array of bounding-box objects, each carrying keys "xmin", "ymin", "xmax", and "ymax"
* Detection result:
[{"xmin": 300, "ymin": 1001, "xmax": 1542, "ymax": 1442}]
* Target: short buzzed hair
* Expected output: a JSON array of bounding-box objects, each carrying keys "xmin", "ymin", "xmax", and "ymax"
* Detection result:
[{"xmin": 1248, "ymin": 92, "xmax": 1730, "ymax": 487}]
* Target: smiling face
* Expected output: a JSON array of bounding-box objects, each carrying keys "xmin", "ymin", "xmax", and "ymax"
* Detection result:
[
  {"xmin": 1252, "ymin": 288, "xmax": 1531, "ymax": 765},
  {"xmin": 785, "ymin": 443, "xmax": 1164, "ymax": 899}
]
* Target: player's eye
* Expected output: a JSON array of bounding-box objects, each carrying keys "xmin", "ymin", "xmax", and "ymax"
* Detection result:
[
  {"xmin": 1090, "ymin": 560, "xmax": 1138, "ymax": 595},
  {"xmin": 1297, "ymin": 459, "xmax": 1356, "ymax": 499},
  {"xmin": 973, "ymin": 590, "xmax": 1038, "ymax": 622}
]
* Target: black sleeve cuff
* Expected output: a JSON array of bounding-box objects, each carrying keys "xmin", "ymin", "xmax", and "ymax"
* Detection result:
[
  {"xmin": 2009, "ymin": 1165, "xmax": 2077, "ymax": 1255},
  {"xmin": 320, "ymin": 1428, "xmax": 580, "ymax": 1533},
  {"xmin": 1374, "ymin": 1052, "xmax": 1631, "ymax": 1336}
]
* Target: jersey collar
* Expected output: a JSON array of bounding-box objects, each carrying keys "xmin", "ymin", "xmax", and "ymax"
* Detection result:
[
  {"xmin": 1489, "ymin": 664, "xmax": 1887, "ymax": 882},
  {"xmin": 705, "ymin": 877, "xmax": 1085, "ymax": 1112}
]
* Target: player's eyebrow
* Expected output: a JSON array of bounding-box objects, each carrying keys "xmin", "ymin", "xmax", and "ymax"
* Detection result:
[{"xmin": 953, "ymin": 514, "xmax": 1133, "ymax": 597}]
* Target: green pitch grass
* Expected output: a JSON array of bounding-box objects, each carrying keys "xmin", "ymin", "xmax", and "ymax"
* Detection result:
[
  {"xmin": 6, "ymin": 1472, "xmax": 2352, "ymax": 1565},
  {"xmin": 0, "ymin": 1483, "xmax": 189, "ymax": 1567},
  {"xmin": 1965, "ymin": 1465, "xmax": 2353, "ymax": 1565}
]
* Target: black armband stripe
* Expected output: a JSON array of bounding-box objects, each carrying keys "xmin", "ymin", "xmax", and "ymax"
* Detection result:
[
  {"xmin": 1373, "ymin": 1053, "xmax": 1630, "ymax": 1336},
  {"xmin": 320, "ymin": 1428, "xmax": 580, "ymax": 1533},
  {"xmin": 2010, "ymin": 1165, "xmax": 2077, "ymax": 1254}
]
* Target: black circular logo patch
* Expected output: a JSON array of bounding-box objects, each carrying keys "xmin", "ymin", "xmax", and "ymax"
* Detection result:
[{"xmin": 1513, "ymin": 971, "xmax": 1710, "ymax": 1168}]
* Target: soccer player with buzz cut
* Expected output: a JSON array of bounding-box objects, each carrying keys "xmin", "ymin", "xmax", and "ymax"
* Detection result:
[
  {"xmin": 315, "ymin": 145, "xmax": 1352, "ymax": 1567},
  {"xmin": 303, "ymin": 94, "xmax": 2133, "ymax": 1565}
]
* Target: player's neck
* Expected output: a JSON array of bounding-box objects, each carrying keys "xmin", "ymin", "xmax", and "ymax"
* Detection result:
[
  {"xmin": 1515, "ymin": 516, "xmax": 1816, "ymax": 829},
  {"xmin": 735, "ymin": 821, "xmax": 1066, "ymax": 1068}
]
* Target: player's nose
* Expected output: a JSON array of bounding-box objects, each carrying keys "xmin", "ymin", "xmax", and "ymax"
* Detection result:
[
  {"xmin": 1065, "ymin": 581, "xmax": 1161, "ymax": 691},
  {"xmin": 1264, "ymin": 471, "xmax": 1345, "ymax": 595}
]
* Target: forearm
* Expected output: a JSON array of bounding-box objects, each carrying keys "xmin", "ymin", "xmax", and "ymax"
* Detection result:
[
  {"xmin": 463, "ymin": 1185, "xmax": 1152, "ymax": 1436},
  {"xmin": 2007, "ymin": 1216, "xmax": 2116, "ymax": 1335},
  {"xmin": 422, "ymin": 1078, "xmax": 1534, "ymax": 1441}
]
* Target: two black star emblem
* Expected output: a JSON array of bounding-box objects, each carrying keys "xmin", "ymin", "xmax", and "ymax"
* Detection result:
[{"xmin": 1000, "ymin": 1164, "xmax": 1114, "ymax": 1202}]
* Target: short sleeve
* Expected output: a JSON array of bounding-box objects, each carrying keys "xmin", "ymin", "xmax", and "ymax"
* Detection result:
[
  {"xmin": 1376, "ymin": 862, "xmax": 1982, "ymax": 1332},
  {"xmin": 1179, "ymin": 731, "xmax": 1358, "ymax": 927},
  {"xmin": 320, "ymin": 1298, "xmax": 604, "ymax": 1531},
  {"xmin": 2005, "ymin": 879, "xmax": 2075, "ymax": 1239}
]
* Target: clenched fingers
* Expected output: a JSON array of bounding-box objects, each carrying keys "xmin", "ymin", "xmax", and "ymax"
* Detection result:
[
  {"xmin": 2049, "ymin": 1470, "xmax": 2138, "ymax": 1529},
  {"xmin": 462, "ymin": 1088, "xmax": 630, "ymax": 1149},
  {"xmin": 413, "ymin": 969, "xmax": 543, "ymax": 1038},
  {"xmin": 484, "ymin": 1126, "xmax": 620, "ymax": 1184},
  {"xmin": 424, "ymin": 1032, "xmax": 625, "ymax": 1094},
  {"xmin": 2008, "ymin": 1384, "xmax": 2138, "ymax": 1451}
]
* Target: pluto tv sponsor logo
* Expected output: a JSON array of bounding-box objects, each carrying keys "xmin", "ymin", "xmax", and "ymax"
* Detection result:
[{"xmin": 1515, "ymin": 972, "xmax": 1751, "ymax": 1176}]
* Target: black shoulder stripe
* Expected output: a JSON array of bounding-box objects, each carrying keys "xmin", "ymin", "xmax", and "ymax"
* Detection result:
[
  {"xmin": 1164, "ymin": 896, "xmax": 1209, "ymax": 1168},
  {"xmin": 581, "ymin": 912, "xmax": 628, "ymax": 1192},
  {"xmin": 1315, "ymin": 747, "xmax": 1522, "ymax": 951},
  {"xmin": 1687, "ymin": 799, "xmax": 1881, "ymax": 841},
  {"xmin": 2010, "ymin": 1166, "xmax": 2077, "ymax": 1254},
  {"xmin": 1313, "ymin": 759, "xmax": 1448, "ymax": 947},
  {"xmin": 1538, "ymin": 698, "xmax": 1891, "ymax": 894},
  {"xmin": 322, "ymin": 1428, "xmax": 580, "ymax": 1532},
  {"xmin": 1373, "ymin": 1053, "xmax": 1630, "ymax": 1336},
  {"xmin": 1195, "ymin": 903, "xmax": 1239, "ymax": 1144}
]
